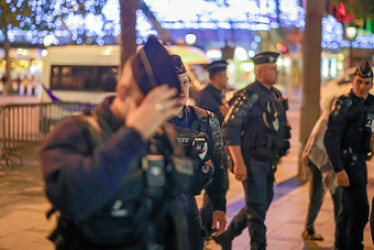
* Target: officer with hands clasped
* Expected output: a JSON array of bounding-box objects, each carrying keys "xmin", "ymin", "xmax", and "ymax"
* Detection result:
[
  {"xmin": 39, "ymin": 36, "xmax": 195, "ymax": 250},
  {"xmin": 168, "ymin": 54, "xmax": 227, "ymax": 250},
  {"xmin": 217, "ymin": 51, "xmax": 291, "ymax": 250},
  {"xmin": 324, "ymin": 60, "xmax": 374, "ymax": 250}
]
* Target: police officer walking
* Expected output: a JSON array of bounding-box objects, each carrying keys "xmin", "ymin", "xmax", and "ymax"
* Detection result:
[
  {"xmin": 195, "ymin": 60, "xmax": 230, "ymax": 125},
  {"xmin": 324, "ymin": 60, "xmax": 374, "ymax": 250},
  {"xmin": 169, "ymin": 54, "xmax": 227, "ymax": 250},
  {"xmin": 195, "ymin": 60, "xmax": 230, "ymax": 239},
  {"xmin": 218, "ymin": 52, "xmax": 291, "ymax": 250},
  {"xmin": 39, "ymin": 36, "xmax": 193, "ymax": 250}
]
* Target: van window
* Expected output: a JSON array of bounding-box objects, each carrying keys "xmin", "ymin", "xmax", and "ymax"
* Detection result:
[{"xmin": 50, "ymin": 65, "xmax": 118, "ymax": 92}]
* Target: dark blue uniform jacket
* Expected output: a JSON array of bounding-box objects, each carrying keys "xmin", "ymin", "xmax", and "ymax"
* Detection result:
[
  {"xmin": 169, "ymin": 106, "xmax": 227, "ymax": 212},
  {"xmin": 39, "ymin": 96, "xmax": 148, "ymax": 222},
  {"xmin": 325, "ymin": 90, "xmax": 372, "ymax": 173},
  {"xmin": 195, "ymin": 84, "xmax": 225, "ymax": 125}
]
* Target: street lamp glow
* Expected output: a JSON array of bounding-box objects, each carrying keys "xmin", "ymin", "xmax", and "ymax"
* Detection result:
[
  {"xmin": 206, "ymin": 49, "xmax": 222, "ymax": 60},
  {"xmin": 41, "ymin": 49, "xmax": 48, "ymax": 57},
  {"xmin": 240, "ymin": 62, "xmax": 254, "ymax": 72},
  {"xmin": 43, "ymin": 35, "xmax": 55, "ymax": 47},
  {"xmin": 276, "ymin": 58, "xmax": 283, "ymax": 67},
  {"xmin": 345, "ymin": 26, "xmax": 357, "ymax": 41},
  {"xmin": 185, "ymin": 33, "xmax": 197, "ymax": 45},
  {"xmin": 283, "ymin": 57, "xmax": 291, "ymax": 67},
  {"xmin": 234, "ymin": 46, "xmax": 248, "ymax": 61}
]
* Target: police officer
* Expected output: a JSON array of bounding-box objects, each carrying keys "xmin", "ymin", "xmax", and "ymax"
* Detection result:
[
  {"xmin": 169, "ymin": 54, "xmax": 227, "ymax": 250},
  {"xmin": 218, "ymin": 52, "xmax": 291, "ymax": 250},
  {"xmin": 39, "ymin": 36, "xmax": 192, "ymax": 250},
  {"xmin": 195, "ymin": 60, "xmax": 230, "ymax": 239},
  {"xmin": 195, "ymin": 60, "xmax": 230, "ymax": 125},
  {"xmin": 324, "ymin": 60, "xmax": 374, "ymax": 250}
]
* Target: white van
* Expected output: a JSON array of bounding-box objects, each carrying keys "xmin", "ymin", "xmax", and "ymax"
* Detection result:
[{"xmin": 41, "ymin": 44, "xmax": 210, "ymax": 104}]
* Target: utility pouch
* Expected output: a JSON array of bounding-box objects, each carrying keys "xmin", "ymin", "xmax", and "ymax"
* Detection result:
[
  {"xmin": 250, "ymin": 133, "xmax": 284, "ymax": 162},
  {"xmin": 142, "ymin": 154, "xmax": 166, "ymax": 198},
  {"xmin": 191, "ymin": 160, "xmax": 214, "ymax": 195},
  {"xmin": 171, "ymin": 155, "xmax": 195, "ymax": 193}
]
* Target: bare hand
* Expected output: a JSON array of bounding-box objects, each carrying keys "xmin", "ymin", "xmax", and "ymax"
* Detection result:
[
  {"xmin": 336, "ymin": 170, "xmax": 350, "ymax": 187},
  {"xmin": 126, "ymin": 85, "xmax": 179, "ymax": 140},
  {"xmin": 234, "ymin": 162, "xmax": 247, "ymax": 182},
  {"xmin": 211, "ymin": 210, "xmax": 227, "ymax": 236}
]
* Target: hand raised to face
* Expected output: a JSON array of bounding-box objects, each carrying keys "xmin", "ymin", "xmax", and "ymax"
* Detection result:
[{"xmin": 125, "ymin": 84, "xmax": 180, "ymax": 140}]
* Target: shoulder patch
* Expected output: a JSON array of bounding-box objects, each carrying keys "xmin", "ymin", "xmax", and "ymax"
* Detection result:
[
  {"xmin": 193, "ymin": 106, "xmax": 209, "ymax": 119},
  {"xmin": 207, "ymin": 111, "xmax": 220, "ymax": 130},
  {"xmin": 330, "ymin": 94, "xmax": 352, "ymax": 116}
]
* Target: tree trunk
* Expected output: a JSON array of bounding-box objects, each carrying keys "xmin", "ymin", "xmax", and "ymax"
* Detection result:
[
  {"xmin": 3, "ymin": 31, "xmax": 11, "ymax": 96},
  {"xmin": 297, "ymin": 0, "xmax": 324, "ymax": 181},
  {"xmin": 138, "ymin": 0, "xmax": 173, "ymax": 45},
  {"xmin": 119, "ymin": 0, "xmax": 138, "ymax": 74}
]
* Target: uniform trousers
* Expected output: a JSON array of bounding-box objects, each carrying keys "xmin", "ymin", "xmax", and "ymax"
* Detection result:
[
  {"xmin": 335, "ymin": 160, "xmax": 369, "ymax": 250},
  {"xmin": 222, "ymin": 158, "xmax": 274, "ymax": 250},
  {"xmin": 184, "ymin": 196, "xmax": 204, "ymax": 250}
]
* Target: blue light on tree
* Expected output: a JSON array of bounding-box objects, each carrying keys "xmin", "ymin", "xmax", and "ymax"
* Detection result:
[{"xmin": 1, "ymin": 0, "xmax": 374, "ymax": 50}]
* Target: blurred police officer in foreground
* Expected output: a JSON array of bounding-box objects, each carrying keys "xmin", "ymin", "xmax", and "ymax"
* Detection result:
[
  {"xmin": 324, "ymin": 60, "xmax": 374, "ymax": 250},
  {"xmin": 217, "ymin": 52, "xmax": 291, "ymax": 250},
  {"xmin": 195, "ymin": 60, "xmax": 230, "ymax": 125},
  {"xmin": 169, "ymin": 54, "xmax": 227, "ymax": 250},
  {"xmin": 39, "ymin": 36, "xmax": 193, "ymax": 250}
]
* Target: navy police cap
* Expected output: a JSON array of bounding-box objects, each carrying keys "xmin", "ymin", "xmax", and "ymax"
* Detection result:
[
  {"xmin": 252, "ymin": 51, "xmax": 280, "ymax": 65},
  {"xmin": 205, "ymin": 60, "xmax": 228, "ymax": 74},
  {"xmin": 170, "ymin": 54, "xmax": 187, "ymax": 75},
  {"xmin": 353, "ymin": 60, "xmax": 373, "ymax": 78},
  {"xmin": 131, "ymin": 35, "xmax": 181, "ymax": 95}
]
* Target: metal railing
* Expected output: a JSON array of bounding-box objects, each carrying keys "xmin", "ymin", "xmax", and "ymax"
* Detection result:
[{"xmin": 0, "ymin": 102, "xmax": 96, "ymax": 168}]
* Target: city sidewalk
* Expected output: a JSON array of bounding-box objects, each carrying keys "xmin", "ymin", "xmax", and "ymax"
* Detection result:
[{"xmin": 1, "ymin": 107, "xmax": 374, "ymax": 249}]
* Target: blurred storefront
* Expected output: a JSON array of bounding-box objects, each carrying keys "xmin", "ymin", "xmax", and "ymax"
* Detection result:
[{"xmin": 0, "ymin": 48, "xmax": 45, "ymax": 94}]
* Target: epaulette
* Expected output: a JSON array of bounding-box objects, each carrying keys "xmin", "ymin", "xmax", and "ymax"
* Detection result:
[
  {"xmin": 206, "ymin": 110, "xmax": 220, "ymax": 132},
  {"xmin": 233, "ymin": 89, "xmax": 258, "ymax": 110},
  {"xmin": 191, "ymin": 106, "xmax": 220, "ymax": 134},
  {"xmin": 190, "ymin": 106, "xmax": 210, "ymax": 133},
  {"xmin": 330, "ymin": 94, "xmax": 352, "ymax": 117},
  {"xmin": 194, "ymin": 106, "xmax": 209, "ymax": 120},
  {"xmin": 224, "ymin": 89, "xmax": 258, "ymax": 125}
]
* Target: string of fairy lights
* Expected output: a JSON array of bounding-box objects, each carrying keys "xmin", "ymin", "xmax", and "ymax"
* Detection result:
[{"xmin": 0, "ymin": 0, "xmax": 374, "ymax": 49}]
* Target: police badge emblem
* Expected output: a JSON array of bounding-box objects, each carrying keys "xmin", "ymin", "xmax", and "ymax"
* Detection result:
[{"xmin": 198, "ymin": 142, "xmax": 208, "ymax": 160}]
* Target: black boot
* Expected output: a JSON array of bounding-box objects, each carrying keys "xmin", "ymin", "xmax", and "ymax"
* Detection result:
[{"xmin": 212, "ymin": 231, "xmax": 233, "ymax": 250}]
